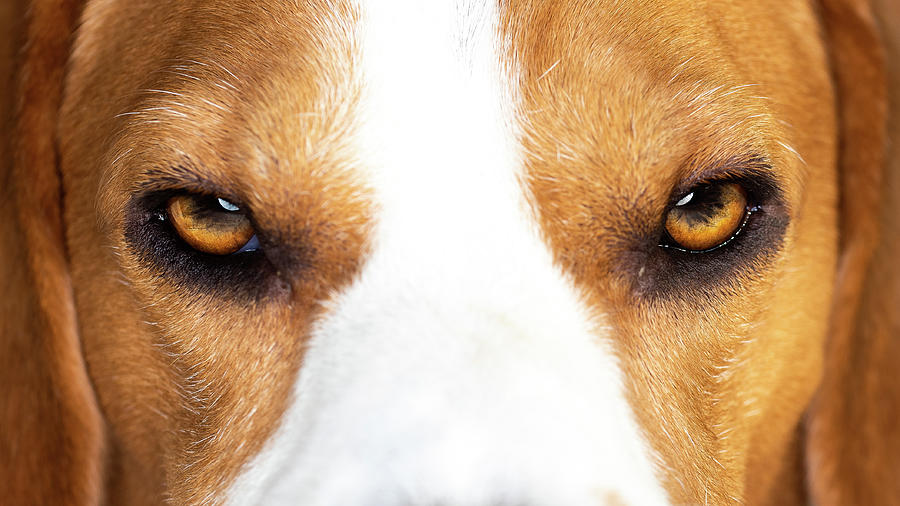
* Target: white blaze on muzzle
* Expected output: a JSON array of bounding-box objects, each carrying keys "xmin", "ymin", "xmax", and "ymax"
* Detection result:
[{"xmin": 227, "ymin": 1, "xmax": 668, "ymax": 504}]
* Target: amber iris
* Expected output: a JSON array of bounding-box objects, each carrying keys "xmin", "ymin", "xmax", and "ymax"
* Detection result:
[
  {"xmin": 664, "ymin": 182, "xmax": 748, "ymax": 251},
  {"xmin": 167, "ymin": 195, "xmax": 255, "ymax": 255}
]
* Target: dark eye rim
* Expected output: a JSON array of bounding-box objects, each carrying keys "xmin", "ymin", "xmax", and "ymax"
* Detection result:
[
  {"xmin": 633, "ymin": 170, "xmax": 789, "ymax": 299},
  {"xmin": 139, "ymin": 189, "xmax": 259, "ymax": 254},
  {"xmin": 657, "ymin": 170, "xmax": 781, "ymax": 254},
  {"xmin": 122, "ymin": 188, "xmax": 283, "ymax": 299}
]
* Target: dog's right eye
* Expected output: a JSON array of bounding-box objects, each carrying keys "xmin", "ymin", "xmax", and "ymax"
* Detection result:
[
  {"xmin": 167, "ymin": 194, "xmax": 258, "ymax": 255},
  {"xmin": 124, "ymin": 181, "xmax": 284, "ymax": 300},
  {"xmin": 663, "ymin": 182, "xmax": 750, "ymax": 252}
]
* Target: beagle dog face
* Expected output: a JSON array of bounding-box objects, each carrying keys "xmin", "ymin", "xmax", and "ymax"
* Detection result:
[{"xmin": 4, "ymin": 0, "xmax": 897, "ymax": 504}]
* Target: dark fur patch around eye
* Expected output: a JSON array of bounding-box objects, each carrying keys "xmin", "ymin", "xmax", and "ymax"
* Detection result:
[
  {"xmin": 123, "ymin": 190, "xmax": 296, "ymax": 302},
  {"xmin": 626, "ymin": 167, "xmax": 790, "ymax": 299},
  {"xmin": 123, "ymin": 158, "xmax": 785, "ymax": 303}
]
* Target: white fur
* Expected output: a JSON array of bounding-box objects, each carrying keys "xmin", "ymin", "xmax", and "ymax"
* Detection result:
[{"xmin": 228, "ymin": 1, "xmax": 668, "ymax": 504}]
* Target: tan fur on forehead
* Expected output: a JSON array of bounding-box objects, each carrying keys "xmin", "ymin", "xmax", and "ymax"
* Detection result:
[
  {"xmin": 92, "ymin": 2, "xmax": 365, "ymax": 233},
  {"xmin": 502, "ymin": 0, "xmax": 838, "ymax": 503}
]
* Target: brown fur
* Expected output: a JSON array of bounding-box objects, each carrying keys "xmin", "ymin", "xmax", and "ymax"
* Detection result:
[
  {"xmin": 1, "ymin": 1, "xmax": 107, "ymax": 505},
  {"xmin": 502, "ymin": 1, "xmax": 838, "ymax": 502},
  {"xmin": 1, "ymin": 0, "xmax": 897, "ymax": 504},
  {"xmin": 805, "ymin": 0, "xmax": 900, "ymax": 504},
  {"xmin": 57, "ymin": 1, "xmax": 367, "ymax": 504}
]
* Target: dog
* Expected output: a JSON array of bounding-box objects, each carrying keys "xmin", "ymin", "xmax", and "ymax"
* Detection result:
[{"xmin": 2, "ymin": 0, "xmax": 898, "ymax": 504}]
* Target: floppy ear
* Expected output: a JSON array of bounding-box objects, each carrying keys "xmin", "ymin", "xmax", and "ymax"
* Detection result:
[
  {"xmin": 0, "ymin": 1, "xmax": 105, "ymax": 504},
  {"xmin": 804, "ymin": 0, "xmax": 900, "ymax": 504}
]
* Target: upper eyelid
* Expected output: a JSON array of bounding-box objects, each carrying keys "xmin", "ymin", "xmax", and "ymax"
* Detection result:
[
  {"xmin": 124, "ymin": 158, "xmax": 782, "ymax": 232},
  {"xmin": 131, "ymin": 167, "xmax": 248, "ymax": 209},
  {"xmin": 667, "ymin": 166, "xmax": 783, "ymax": 210},
  {"xmin": 673, "ymin": 153, "xmax": 776, "ymax": 192}
]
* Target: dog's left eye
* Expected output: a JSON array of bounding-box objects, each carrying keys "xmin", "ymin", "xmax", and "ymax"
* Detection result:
[
  {"xmin": 663, "ymin": 182, "xmax": 750, "ymax": 252},
  {"xmin": 167, "ymin": 194, "xmax": 258, "ymax": 255}
]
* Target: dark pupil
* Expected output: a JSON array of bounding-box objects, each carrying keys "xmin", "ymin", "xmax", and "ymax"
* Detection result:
[
  {"xmin": 194, "ymin": 196, "xmax": 236, "ymax": 219},
  {"xmin": 679, "ymin": 185, "xmax": 726, "ymax": 225},
  {"xmin": 178, "ymin": 195, "xmax": 236, "ymax": 222}
]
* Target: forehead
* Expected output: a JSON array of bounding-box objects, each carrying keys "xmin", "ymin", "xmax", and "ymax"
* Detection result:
[{"xmin": 84, "ymin": 0, "xmax": 814, "ymax": 191}]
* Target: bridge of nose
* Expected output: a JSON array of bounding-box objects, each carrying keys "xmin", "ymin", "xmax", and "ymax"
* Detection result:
[
  {"xmin": 226, "ymin": 1, "xmax": 670, "ymax": 504},
  {"xmin": 233, "ymin": 231, "xmax": 670, "ymax": 505}
]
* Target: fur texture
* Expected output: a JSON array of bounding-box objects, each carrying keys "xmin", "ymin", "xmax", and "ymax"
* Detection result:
[
  {"xmin": 805, "ymin": 0, "xmax": 900, "ymax": 503},
  {"xmin": 1, "ymin": 0, "xmax": 898, "ymax": 504},
  {"xmin": 1, "ymin": 1, "xmax": 105, "ymax": 505}
]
